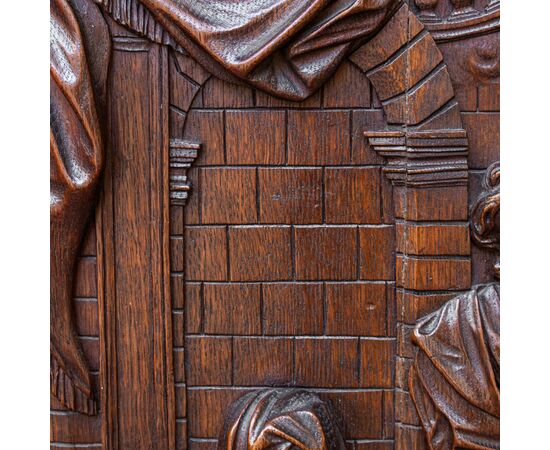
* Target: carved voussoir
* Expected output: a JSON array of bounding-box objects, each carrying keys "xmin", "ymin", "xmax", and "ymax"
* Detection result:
[{"xmin": 220, "ymin": 389, "xmax": 345, "ymax": 450}]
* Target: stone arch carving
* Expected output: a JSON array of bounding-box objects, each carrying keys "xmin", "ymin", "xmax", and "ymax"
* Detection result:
[
  {"xmin": 166, "ymin": 5, "xmax": 471, "ymax": 446},
  {"xmin": 346, "ymin": 5, "xmax": 471, "ymax": 447},
  {"xmin": 51, "ymin": 2, "xmax": 472, "ymax": 448}
]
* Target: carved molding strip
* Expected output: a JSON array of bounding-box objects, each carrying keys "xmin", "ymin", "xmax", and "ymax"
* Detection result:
[
  {"xmin": 111, "ymin": 35, "xmax": 150, "ymax": 52},
  {"xmin": 220, "ymin": 389, "xmax": 345, "ymax": 450},
  {"xmin": 415, "ymin": 0, "xmax": 500, "ymax": 42},
  {"xmin": 365, "ymin": 130, "xmax": 468, "ymax": 187},
  {"xmin": 169, "ymin": 139, "xmax": 200, "ymax": 206}
]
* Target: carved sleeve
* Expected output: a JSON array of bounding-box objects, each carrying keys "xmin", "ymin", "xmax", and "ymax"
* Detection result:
[{"xmin": 409, "ymin": 284, "xmax": 500, "ymax": 450}]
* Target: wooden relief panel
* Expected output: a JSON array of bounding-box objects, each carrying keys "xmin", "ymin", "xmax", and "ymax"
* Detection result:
[
  {"xmin": 50, "ymin": 1, "xmax": 500, "ymax": 449},
  {"xmin": 172, "ymin": 60, "xmax": 396, "ymax": 450}
]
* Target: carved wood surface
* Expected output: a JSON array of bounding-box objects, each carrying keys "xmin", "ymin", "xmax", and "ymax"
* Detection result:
[
  {"xmin": 220, "ymin": 389, "xmax": 346, "ymax": 450},
  {"xmin": 409, "ymin": 163, "xmax": 500, "ymax": 449},
  {"xmin": 50, "ymin": 0, "xmax": 109, "ymax": 415},
  {"xmin": 50, "ymin": 1, "xmax": 500, "ymax": 449}
]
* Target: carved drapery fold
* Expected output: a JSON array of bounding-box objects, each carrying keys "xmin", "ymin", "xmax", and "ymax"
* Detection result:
[
  {"xmin": 95, "ymin": 0, "xmax": 401, "ymax": 100},
  {"xmin": 50, "ymin": 0, "xmax": 110, "ymax": 414},
  {"xmin": 409, "ymin": 284, "xmax": 500, "ymax": 450}
]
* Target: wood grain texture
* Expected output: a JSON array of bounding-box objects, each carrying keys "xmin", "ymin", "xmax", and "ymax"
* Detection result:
[
  {"xmin": 97, "ymin": 37, "xmax": 174, "ymax": 450},
  {"xmin": 51, "ymin": 1, "xmax": 500, "ymax": 449},
  {"xmin": 50, "ymin": 0, "xmax": 109, "ymax": 415}
]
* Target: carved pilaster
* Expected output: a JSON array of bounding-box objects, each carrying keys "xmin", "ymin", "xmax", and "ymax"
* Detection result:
[
  {"xmin": 366, "ymin": 128, "xmax": 471, "ymax": 450},
  {"xmin": 409, "ymin": 163, "xmax": 500, "ymax": 449},
  {"xmin": 169, "ymin": 139, "xmax": 200, "ymax": 206}
]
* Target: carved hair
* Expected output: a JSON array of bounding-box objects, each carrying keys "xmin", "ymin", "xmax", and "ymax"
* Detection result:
[{"xmin": 470, "ymin": 161, "xmax": 500, "ymax": 250}]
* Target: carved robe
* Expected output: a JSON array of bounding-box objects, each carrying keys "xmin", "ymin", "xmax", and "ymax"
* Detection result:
[
  {"xmin": 97, "ymin": 0, "xmax": 399, "ymax": 100},
  {"xmin": 409, "ymin": 284, "xmax": 500, "ymax": 450}
]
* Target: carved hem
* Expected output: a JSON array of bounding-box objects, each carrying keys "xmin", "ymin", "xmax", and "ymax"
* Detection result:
[{"xmin": 51, "ymin": 354, "xmax": 97, "ymax": 415}]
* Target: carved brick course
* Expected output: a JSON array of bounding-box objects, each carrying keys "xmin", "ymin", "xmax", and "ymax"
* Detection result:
[{"xmin": 172, "ymin": 55, "xmax": 396, "ymax": 448}]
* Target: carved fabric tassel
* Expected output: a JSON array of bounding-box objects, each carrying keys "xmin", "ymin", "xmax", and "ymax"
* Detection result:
[
  {"xmin": 95, "ymin": 0, "xmax": 184, "ymax": 51},
  {"xmin": 51, "ymin": 354, "xmax": 97, "ymax": 415}
]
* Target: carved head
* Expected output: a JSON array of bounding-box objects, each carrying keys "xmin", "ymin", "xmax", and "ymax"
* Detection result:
[{"xmin": 220, "ymin": 389, "xmax": 346, "ymax": 450}]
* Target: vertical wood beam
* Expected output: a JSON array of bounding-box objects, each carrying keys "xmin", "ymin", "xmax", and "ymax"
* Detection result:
[{"xmin": 97, "ymin": 37, "xmax": 175, "ymax": 450}]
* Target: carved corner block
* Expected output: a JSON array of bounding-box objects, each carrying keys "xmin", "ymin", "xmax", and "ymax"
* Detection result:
[
  {"xmin": 220, "ymin": 389, "xmax": 345, "ymax": 450},
  {"xmin": 169, "ymin": 139, "xmax": 200, "ymax": 206}
]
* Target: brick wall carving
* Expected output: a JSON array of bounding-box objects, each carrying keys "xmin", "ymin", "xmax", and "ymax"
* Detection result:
[
  {"xmin": 164, "ymin": 3, "xmax": 497, "ymax": 449},
  {"xmin": 169, "ymin": 54, "xmax": 397, "ymax": 450}
]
